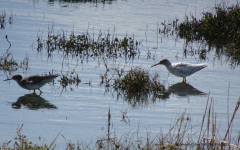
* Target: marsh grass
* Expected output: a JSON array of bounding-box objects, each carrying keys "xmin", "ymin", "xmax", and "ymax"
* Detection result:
[
  {"xmin": 2, "ymin": 96, "xmax": 239, "ymax": 149},
  {"xmin": 0, "ymin": 35, "xmax": 29, "ymax": 72},
  {"xmin": 37, "ymin": 25, "xmax": 140, "ymax": 60}
]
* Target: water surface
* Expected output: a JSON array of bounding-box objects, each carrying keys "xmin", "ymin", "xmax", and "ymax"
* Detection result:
[{"xmin": 0, "ymin": 0, "xmax": 239, "ymax": 148}]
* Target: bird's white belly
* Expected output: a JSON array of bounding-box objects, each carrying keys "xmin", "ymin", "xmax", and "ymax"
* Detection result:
[
  {"xmin": 24, "ymin": 83, "xmax": 45, "ymax": 90},
  {"xmin": 167, "ymin": 68, "xmax": 188, "ymax": 77}
]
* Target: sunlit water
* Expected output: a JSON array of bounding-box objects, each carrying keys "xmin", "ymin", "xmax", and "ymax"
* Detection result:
[{"xmin": 0, "ymin": 0, "xmax": 240, "ymax": 148}]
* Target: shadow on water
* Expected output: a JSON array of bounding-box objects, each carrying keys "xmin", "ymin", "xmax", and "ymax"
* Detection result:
[
  {"xmin": 116, "ymin": 82, "xmax": 206, "ymax": 107},
  {"xmin": 11, "ymin": 93, "xmax": 57, "ymax": 110},
  {"xmin": 167, "ymin": 82, "xmax": 206, "ymax": 97}
]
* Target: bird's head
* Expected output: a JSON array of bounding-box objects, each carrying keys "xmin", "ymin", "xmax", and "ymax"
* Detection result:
[
  {"xmin": 3, "ymin": 74, "xmax": 22, "ymax": 81},
  {"xmin": 151, "ymin": 58, "xmax": 170, "ymax": 67}
]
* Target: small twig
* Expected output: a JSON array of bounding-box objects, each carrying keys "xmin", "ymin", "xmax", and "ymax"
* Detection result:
[{"xmin": 5, "ymin": 35, "xmax": 11, "ymax": 52}]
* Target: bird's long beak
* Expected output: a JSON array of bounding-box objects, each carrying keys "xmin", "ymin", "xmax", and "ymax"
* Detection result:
[
  {"xmin": 151, "ymin": 62, "xmax": 160, "ymax": 67},
  {"xmin": 3, "ymin": 78, "xmax": 12, "ymax": 81}
]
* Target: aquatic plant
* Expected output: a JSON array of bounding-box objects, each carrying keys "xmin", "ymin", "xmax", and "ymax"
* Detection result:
[
  {"xmin": 59, "ymin": 71, "xmax": 81, "ymax": 92},
  {"xmin": 0, "ymin": 50, "xmax": 18, "ymax": 71}
]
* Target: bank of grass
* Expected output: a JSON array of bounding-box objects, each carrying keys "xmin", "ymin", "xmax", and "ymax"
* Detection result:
[
  {"xmin": 178, "ymin": 2, "xmax": 240, "ymax": 67},
  {"xmin": 1, "ymin": 96, "xmax": 239, "ymax": 150}
]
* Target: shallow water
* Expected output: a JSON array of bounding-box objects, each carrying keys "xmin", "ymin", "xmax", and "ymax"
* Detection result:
[{"xmin": 0, "ymin": 0, "xmax": 240, "ymax": 148}]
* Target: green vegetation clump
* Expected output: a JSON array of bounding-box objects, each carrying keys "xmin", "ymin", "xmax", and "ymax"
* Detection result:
[
  {"xmin": 113, "ymin": 67, "xmax": 164, "ymax": 93},
  {"xmin": 100, "ymin": 66, "xmax": 167, "ymax": 106},
  {"xmin": 178, "ymin": 3, "xmax": 240, "ymax": 66}
]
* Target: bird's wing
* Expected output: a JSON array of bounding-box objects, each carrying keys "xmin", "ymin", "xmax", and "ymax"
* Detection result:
[
  {"xmin": 25, "ymin": 76, "xmax": 43, "ymax": 84},
  {"xmin": 172, "ymin": 63, "xmax": 207, "ymax": 75},
  {"xmin": 172, "ymin": 63, "xmax": 190, "ymax": 69}
]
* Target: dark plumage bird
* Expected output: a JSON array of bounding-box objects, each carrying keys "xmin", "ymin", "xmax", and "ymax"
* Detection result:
[
  {"xmin": 4, "ymin": 74, "xmax": 59, "ymax": 94},
  {"xmin": 151, "ymin": 59, "xmax": 207, "ymax": 82}
]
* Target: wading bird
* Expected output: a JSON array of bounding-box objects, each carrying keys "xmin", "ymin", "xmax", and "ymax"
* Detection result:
[
  {"xmin": 151, "ymin": 59, "xmax": 207, "ymax": 82},
  {"xmin": 4, "ymin": 74, "xmax": 59, "ymax": 94}
]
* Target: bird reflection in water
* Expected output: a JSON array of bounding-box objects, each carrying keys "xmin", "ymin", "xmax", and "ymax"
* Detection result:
[
  {"xmin": 167, "ymin": 82, "xmax": 206, "ymax": 97},
  {"xmin": 154, "ymin": 82, "xmax": 206, "ymax": 98},
  {"xmin": 12, "ymin": 93, "xmax": 57, "ymax": 110}
]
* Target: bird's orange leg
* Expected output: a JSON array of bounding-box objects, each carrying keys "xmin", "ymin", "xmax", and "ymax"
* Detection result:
[
  {"xmin": 182, "ymin": 78, "xmax": 186, "ymax": 83},
  {"xmin": 38, "ymin": 89, "xmax": 42, "ymax": 94}
]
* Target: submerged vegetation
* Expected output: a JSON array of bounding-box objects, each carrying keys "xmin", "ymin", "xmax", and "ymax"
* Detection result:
[
  {"xmin": 177, "ymin": 2, "xmax": 240, "ymax": 67},
  {"xmin": 0, "ymin": 9, "xmax": 13, "ymax": 29}
]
